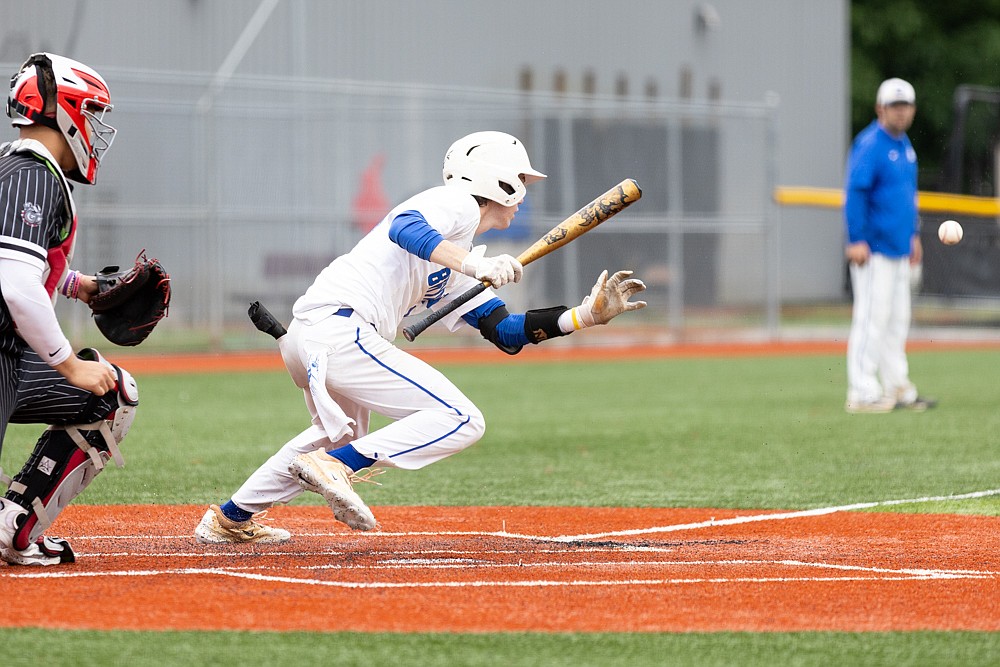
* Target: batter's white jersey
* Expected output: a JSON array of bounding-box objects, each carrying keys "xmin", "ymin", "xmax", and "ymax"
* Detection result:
[
  {"xmin": 229, "ymin": 185, "xmax": 498, "ymax": 512},
  {"xmin": 293, "ymin": 185, "xmax": 494, "ymax": 339}
]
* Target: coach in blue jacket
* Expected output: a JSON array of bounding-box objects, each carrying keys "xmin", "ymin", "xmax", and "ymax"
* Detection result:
[{"xmin": 843, "ymin": 77, "xmax": 934, "ymax": 414}]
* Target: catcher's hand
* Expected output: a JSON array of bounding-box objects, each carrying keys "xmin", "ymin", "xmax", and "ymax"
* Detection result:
[
  {"xmin": 89, "ymin": 251, "xmax": 171, "ymax": 346},
  {"xmin": 578, "ymin": 269, "xmax": 647, "ymax": 326}
]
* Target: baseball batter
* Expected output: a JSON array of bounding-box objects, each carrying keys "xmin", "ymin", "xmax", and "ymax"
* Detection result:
[
  {"xmin": 196, "ymin": 131, "xmax": 646, "ymax": 543},
  {"xmin": 0, "ymin": 54, "xmax": 139, "ymax": 566}
]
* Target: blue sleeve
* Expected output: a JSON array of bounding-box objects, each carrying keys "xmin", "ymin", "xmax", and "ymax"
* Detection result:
[
  {"xmin": 844, "ymin": 134, "xmax": 876, "ymax": 244},
  {"xmin": 388, "ymin": 210, "xmax": 445, "ymax": 260},
  {"xmin": 461, "ymin": 297, "xmax": 530, "ymax": 347}
]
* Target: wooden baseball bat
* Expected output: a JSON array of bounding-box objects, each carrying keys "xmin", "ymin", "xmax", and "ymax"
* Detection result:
[{"xmin": 402, "ymin": 178, "xmax": 642, "ymax": 342}]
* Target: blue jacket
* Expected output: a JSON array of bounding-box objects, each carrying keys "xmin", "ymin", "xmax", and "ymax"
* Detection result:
[{"xmin": 844, "ymin": 120, "xmax": 918, "ymax": 257}]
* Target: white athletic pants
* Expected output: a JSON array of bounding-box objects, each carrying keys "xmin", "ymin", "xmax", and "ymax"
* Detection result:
[
  {"xmin": 232, "ymin": 311, "xmax": 485, "ymax": 512},
  {"xmin": 846, "ymin": 254, "xmax": 917, "ymax": 404}
]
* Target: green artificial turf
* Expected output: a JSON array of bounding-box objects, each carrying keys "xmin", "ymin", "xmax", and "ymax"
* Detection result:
[
  {"xmin": 1, "ymin": 348, "xmax": 997, "ymax": 666},
  {"xmin": 4, "ymin": 349, "xmax": 995, "ymax": 513},
  {"xmin": 0, "ymin": 628, "xmax": 996, "ymax": 667}
]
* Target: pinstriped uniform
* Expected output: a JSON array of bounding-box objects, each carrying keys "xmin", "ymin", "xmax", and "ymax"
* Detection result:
[
  {"xmin": 0, "ymin": 147, "xmax": 114, "ymax": 454},
  {"xmin": 0, "ymin": 150, "xmax": 69, "ymax": 355}
]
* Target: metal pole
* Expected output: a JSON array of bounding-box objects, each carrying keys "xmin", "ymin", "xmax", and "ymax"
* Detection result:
[
  {"xmin": 666, "ymin": 116, "xmax": 684, "ymax": 333},
  {"xmin": 764, "ymin": 92, "xmax": 782, "ymax": 337}
]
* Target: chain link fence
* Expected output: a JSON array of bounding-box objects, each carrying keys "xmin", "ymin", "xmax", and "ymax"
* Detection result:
[{"xmin": 13, "ymin": 67, "xmax": 780, "ymax": 350}]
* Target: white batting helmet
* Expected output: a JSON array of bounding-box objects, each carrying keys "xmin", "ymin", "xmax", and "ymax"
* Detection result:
[
  {"xmin": 7, "ymin": 53, "xmax": 116, "ymax": 184},
  {"xmin": 442, "ymin": 131, "xmax": 546, "ymax": 206}
]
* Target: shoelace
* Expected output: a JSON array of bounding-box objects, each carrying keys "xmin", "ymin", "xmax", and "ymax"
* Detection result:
[
  {"xmin": 249, "ymin": 509, "xmax": 277, "ymax": 525},
  {"xmin": 350, "ymin": 468, "xmax": 386, "ymax": 486}
]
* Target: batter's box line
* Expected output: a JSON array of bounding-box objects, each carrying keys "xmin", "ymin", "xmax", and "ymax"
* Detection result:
[
  {"xmin": 15, "ymin": 555, "xmax": 996, "ymax": 581},
  {"xmin": 35, "ymin": 553, "xmax": 999, "ymax": 581},
  {"xmin": 59, "ymin": 487, "xmax": 1000, "ymax": 544},
  {"xmin": 525, "ymin": 488, "xmax": 1000, "ymax": 543},
  {"xmin": 2, "ymin": 563, "xmax": 995, "ymax": 587}
]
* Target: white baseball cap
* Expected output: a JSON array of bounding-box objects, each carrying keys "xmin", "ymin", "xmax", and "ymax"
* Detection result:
[{"xmin": 876, "ymin": 78, "xmax": 915, "ymax": 106}]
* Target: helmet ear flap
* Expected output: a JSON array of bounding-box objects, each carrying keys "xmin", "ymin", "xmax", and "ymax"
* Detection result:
[
  {"xmin": 7, "ymin": 53, "xmax": 58, "ymax": 129},
  {"xmin": 29, "ymin": 54, "xmax": 56, "ymax": 116}
]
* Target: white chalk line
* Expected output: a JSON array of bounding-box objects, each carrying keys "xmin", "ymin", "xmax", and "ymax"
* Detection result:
[
  {"xmin": 27, "ymin": 553, "xmax": 994, "ymax": 581},
  {"xmin": 2, "ymin": 557, "xmax": 995, "ymax": 588},
  {"xmin": 530, "ymin": 487, "xmax": 1000, "ymax": 542},
  {"xmin": 67, "ymin": 487, "xmax": 1000, "ymax": 544},
  {"xmin": 3, "ymin": 487, "xmax": 993, "ymax": 590}
]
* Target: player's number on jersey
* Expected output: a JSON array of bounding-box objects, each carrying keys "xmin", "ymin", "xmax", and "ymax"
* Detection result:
[{"xmin": 423, "ymin": 267, "xmax": 451, "ymax": 308}]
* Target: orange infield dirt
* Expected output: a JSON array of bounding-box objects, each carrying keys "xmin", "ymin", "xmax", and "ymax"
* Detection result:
[{"xmin": 1, "ymin": 505, "xmax": 997, "ymax": 632}]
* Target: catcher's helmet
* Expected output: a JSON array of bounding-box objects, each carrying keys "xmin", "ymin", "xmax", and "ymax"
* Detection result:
[
  {"xmin": 442, "ymin": 131, "xmax": 546, "ymax": 207},
  {"xmin": 7, "ymin": 53, "xmax": 116, "ymax": 184}
]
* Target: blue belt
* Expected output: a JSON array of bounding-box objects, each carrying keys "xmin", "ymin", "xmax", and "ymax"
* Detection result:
[{"xmin": 333, "ymin": 307, "xmax": 354, "ymax": 317}]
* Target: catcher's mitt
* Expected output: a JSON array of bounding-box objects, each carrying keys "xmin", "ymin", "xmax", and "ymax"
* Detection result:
[{"xmin": 90, "ymin": 251, "xmax": 171, "ymax": 346}]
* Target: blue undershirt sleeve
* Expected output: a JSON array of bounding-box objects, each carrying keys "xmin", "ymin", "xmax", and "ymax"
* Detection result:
[
  {"xmin": 462, "ymin": 297, "xmax": 530, "ymax": 347},
  {"xmin": 388, "ymin": 210, "xmax": 445, "ymax": 260}
]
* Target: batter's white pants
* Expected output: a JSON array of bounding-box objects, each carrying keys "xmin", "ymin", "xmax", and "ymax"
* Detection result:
[
  {"xmin": 846, "ymin": 254, "xmax": 918, "ymax": 405},
  {"xmin": 231, "ymin": 311, "xmax": 485, "ymax": 512}
]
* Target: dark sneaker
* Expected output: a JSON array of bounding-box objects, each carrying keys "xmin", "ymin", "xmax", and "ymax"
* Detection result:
[{"xmin": 896, "ymin": 396, "xmax": 938, "ymax": 412}]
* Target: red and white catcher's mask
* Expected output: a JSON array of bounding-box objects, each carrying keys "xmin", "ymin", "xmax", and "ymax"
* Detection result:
[{"xmin": 7, "ymin": 52, "xmax": 116, "ymax": 184}]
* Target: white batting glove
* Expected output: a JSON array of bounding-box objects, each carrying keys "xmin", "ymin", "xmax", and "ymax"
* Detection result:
[
  {"xmin": 460, "ymin": 245, "xmax": 523, "ymax": 287},
  {"xmin": 569, "ymin": 270, "xmax": 647, "ymax": 328}
]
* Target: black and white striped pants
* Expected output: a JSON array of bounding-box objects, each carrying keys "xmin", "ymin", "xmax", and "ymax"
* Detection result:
[{"xmin": 0, "ymin": 346, "xmax": 120, "ymax": 455}]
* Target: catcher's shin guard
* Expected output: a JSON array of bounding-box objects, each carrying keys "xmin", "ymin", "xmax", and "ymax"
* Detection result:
[{"xmin": 3, "ymin": 351, "xmax": 138, "ymax": 551}]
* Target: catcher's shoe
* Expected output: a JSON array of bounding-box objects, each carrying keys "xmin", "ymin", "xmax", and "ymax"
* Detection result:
[
  {"xmin": 194, "ymin": 504, "xmax": 291, "ymax": 545},
  {"xmin": 289, "ymin": 450, "xmax": 377, "ymax": 531},
  {"xmin": 0, "ymin": 499, "xmax": 75, "ymax": 566}
]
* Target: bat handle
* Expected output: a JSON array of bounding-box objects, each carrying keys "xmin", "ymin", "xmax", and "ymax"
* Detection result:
[{"xmin": 402, "ymin": 281, "xmax": 490, "ymax": 342}]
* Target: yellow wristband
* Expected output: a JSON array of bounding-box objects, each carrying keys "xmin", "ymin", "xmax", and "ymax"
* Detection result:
[{"xmin": 570, "ymin": 307, "xmax": 582, "ymax": 330}]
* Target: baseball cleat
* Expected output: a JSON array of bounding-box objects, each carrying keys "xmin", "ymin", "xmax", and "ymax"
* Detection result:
[
  {"xmin": 195, "ymin": 504, "xmax": 291, "ymax": 544},
  {"xmin": 289, "ymin": 450, "xmax": 377, "ymax": 531},
  {"xmin": 844, "ymin": 397, "xmax": 896, "ymax": 414},
  {"xmin": 0, "ymin": 499, "xmax": 75, "ymax": 566},
  {"xmin": 895, "ymin": 396, "xmax": 938, "ymax": 412}
]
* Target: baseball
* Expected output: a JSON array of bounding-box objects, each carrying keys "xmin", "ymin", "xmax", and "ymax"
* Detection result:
[{"xmin": 938, "ymin": 219, "xmax": 963, "ymax": 245}]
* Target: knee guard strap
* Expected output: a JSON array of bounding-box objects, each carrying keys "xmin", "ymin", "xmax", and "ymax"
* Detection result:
[
  {"xmin": 3, "ymin": 351, "xmax": 139, "ymax": 550},
  {"xmin": 4, "ymin": 431, "xmax": 98, "ymax": 549}
]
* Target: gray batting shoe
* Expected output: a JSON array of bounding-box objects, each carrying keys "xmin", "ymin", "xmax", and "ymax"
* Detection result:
[
  {"xmin": 289, "ymin": 450, "xmax": 377, "ymax": 531},
  {"xmin": 0, "ymin": 498, "xmax": 75, "ymax": 566},
  {"xmin": 195, "ymin": 504, "xmax": 291, "ymax": 545}
]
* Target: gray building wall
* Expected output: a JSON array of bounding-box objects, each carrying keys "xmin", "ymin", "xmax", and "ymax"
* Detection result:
[{"xmin": 0, "ymin": 0, "xmax": 849, "ymax": 339}]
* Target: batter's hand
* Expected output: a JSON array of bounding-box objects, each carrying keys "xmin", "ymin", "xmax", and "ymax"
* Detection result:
[
  {"xmin": 578, "ymin": 270, "xmax": 647, "ymax": 326},
  {"xmin": 460, "ymin": 245, "xmax": 523, "ymax": 287}
]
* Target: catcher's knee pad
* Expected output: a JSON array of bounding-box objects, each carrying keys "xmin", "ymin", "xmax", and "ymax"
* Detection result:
[{"xmin": 2, "ymin": 350, "xmax": 138, "ymax": 550}]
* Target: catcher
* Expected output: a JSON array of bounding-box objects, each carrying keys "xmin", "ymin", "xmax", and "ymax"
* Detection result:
[{"xmin": 0, "ymin": 53, "xmax": 169, "ymax": 566}]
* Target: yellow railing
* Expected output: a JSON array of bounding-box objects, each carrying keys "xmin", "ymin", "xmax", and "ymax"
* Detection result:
[{"xmin": 773, "ymin": 186, "xmax": 1000, "ymax": 217}]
